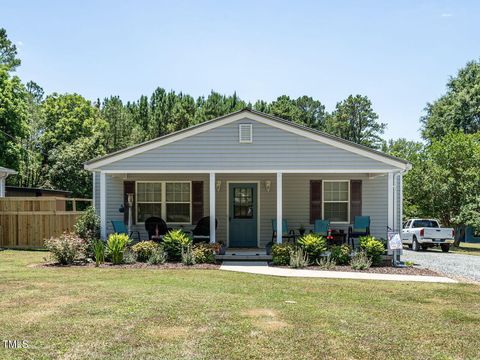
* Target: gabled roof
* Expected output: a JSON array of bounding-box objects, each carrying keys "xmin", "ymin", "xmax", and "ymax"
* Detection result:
[{"xmin": 85, "ymin": 109, "xmax": 410, "ymax": 171}]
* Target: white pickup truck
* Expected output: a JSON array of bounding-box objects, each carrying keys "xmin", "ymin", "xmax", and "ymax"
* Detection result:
[{"xmin": 401, "ymin": 219, "xmax": 455, "ymax": 252}]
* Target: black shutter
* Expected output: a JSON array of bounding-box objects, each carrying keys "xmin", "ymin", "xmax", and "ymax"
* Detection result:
[
  {"xmin": 350, "ymin": 180, "xmax": 362, "ymax": 220},
  {"xmin": 192, "ymin": 181, "xmax": 204, "ymax": 224},
  {"xmin": 124, "ymin": 181, "xmax": 136, "ymax": 225},
  {"xmin": 310, "ymin": 180, "xmax": 322, "ymax": 224}
]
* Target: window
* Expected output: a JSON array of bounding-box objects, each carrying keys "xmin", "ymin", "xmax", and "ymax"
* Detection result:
[
  {"xmin": 239, "ymin": 124, "xmax": 253, "ymax": 143},
  {"xmin": 136, "ymin": 182, "xmax": 191, "ymax": 223},
  {"xmin": 166, "ymin": 182, "xmax": 191, "ymax": 223},
  {"xmin": 233, "ymin": 187, "xmax": 254, "ymax": 219},
  {"xmin": 136, "ymin": 182, "xmax": 162, "ymax": 223},
  {"xmin": 323, "ymin": 181, "xmax": 349, "ymax": 222},
  {"xmin": 412, "ymin": 220, "xmax": 439, "ymax": 228}
]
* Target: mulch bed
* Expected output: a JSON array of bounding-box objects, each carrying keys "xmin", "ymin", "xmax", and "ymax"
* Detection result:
[
  {"xmin": 32, "ymin": 262, "xmax": 220, "ymax": 270},
  {"xmin": 273, "ymin": 264, "xmax": 441, "ymax": 276}
]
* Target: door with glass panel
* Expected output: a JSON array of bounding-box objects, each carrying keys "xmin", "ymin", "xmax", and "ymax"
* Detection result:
[{"xmin": 229, "ymin": 183, "xmax": 257, "ymax": 247}]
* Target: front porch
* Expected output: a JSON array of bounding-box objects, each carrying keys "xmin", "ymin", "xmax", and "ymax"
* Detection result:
[{"xmin": 96, "ymin": 170, "xmax": 399, "ymax": 247}]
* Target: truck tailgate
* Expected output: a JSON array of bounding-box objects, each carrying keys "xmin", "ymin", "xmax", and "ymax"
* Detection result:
[{"xmin": 424, "ymin": 228, "xmax": 453, "ymax": 240}]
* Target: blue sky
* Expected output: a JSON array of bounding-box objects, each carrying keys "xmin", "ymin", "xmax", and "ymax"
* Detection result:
[{"xmin": 2, "ymin": 0, "xmax": 479, "ymax": 140}]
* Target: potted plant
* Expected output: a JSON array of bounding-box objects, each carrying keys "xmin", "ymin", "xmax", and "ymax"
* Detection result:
[
  {"xmin": 214, "ymin": 241, "xmax": 226, "ymax": 255},
  {"xmin": 266, "ymin": 241, "xmax": 274, "ymax": 255}
]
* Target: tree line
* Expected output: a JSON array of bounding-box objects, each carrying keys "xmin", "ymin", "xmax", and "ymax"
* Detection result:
[
  {"xmin": 1, "ymin": 28, "xmax": 479, "ymax": 232},
  {"xmin": 0, "ymin": 28, "xmax": 386, "ymax": 197}
]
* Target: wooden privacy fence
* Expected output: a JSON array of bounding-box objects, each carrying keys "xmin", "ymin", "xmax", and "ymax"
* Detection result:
[{"xmin": 0, "ymin": 197, "xmax": 92, "ymax": 249}]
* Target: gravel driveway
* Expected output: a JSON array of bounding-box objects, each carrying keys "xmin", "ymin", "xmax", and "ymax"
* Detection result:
[{"xmin": 402, "ymin": 249, "xmax": 480, "ymax": 282}]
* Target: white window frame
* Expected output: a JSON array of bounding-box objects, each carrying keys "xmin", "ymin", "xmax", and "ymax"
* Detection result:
[
  {"xmin": 165, "ymin": 181, "xmax": 192, "ymax": 224},
  {"xmin": 239, "ymin": 124, "xmax": 253, "ymax": 143},
  {"xmin": 135, "ymin": 181, "xmax": 192, "ymax": 225},
  {"xmin": 322, "ymin": 180, "xmax": 350, "ymax": 224}
]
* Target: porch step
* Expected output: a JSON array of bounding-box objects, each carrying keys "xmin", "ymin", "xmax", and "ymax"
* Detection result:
[{"xmin": 216, "ymin": 254, "xmax": 272, "ymax": 261}]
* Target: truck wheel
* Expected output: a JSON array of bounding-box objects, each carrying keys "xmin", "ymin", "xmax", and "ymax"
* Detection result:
[
  {"xmin": 441, "ymin": 244, "xmax": 450, "ymax": 253},
  {"xmin": 412, "ymin": 236, "xmax": 421, "ymax": 251}
]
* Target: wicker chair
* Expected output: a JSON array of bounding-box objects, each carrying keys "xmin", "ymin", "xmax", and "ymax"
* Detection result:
[{"xmin": 144, "ymin": 217, "xmax": 171, "ymax": 242}]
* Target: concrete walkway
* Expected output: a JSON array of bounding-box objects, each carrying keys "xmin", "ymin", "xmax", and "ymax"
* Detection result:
[{"xmin": 220, "ymin": 262, "xmax": 458, "ymax": 283}]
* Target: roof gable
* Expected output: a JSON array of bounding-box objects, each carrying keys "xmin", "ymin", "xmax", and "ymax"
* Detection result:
[{"xmin": 85, "ymin": 109, "xmax": 409, "ymax": 171}]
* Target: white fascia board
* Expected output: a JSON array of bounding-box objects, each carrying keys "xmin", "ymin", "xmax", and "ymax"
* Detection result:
[
  {"xmin": 100, "ymin": 169, "xmax": 395, "ymax": 174},
  {"xmin": 85, "ymin": 111, "xmax": 409, "ymax": 171}
]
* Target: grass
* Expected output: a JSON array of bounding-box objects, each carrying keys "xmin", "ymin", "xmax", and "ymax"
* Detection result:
[
  {"xmin": 427, "ymin": 242, "xmax": 480, "ymax": 256},
  {"xmin": 1, "ymin": 251, "xmax": 480, "ymax": 359}
]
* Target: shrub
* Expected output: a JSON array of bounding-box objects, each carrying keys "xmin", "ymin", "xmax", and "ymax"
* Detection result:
[
  {"xmin": 271, "ymin": 243, "xmax": 294, "ymax": 265},
  {"xmin": 192, "ymin": 243, "xmax": 216, "ymax": 264},
  {"xmin": 44, "ymin": 232, "xmax": 87, "ymax": 265},
  {"xmin": 350, "ymin": 251, "xmax": 372, "ymax": 270},
  {"xmin": 91, "ymin": 239, "xmax": 105, "ymax": 267},
  {"xmin": 132, "ymin": 241, "xmax": 159, "ymax": 262},
  {"xmin": 163, "ymin": 229, "xmax": 192, "ymax": 261},
  {"xmin": 297, "ymin": 233, "xmax": 327, "ymax": 263},
  {"xmin": 123, "ymin": 249, "xmax": 137, "ymax": 264},
  {"xmin": 74, "ymin": 207, "xmax": 100, "ymax": 242},
  {"xmin": 330, "ymin": 244, "xmax": 352, "ymax": 265},
  {"xmin": 289, "ymin": 247, "xmax": 309, "ymax": 269},
  {"xmin": 181, "ymin": 245, "xmax": 195, "ymax": 266},
  {"xmin": 148, "ymin": 247, "xmax": 167, "ymax": 265},
  {"xmin": 359, "ymin": 236, "xmax": 385, "ymax": 266},
  {"xmin": 316, "ymin": 256, "xmax": 336, "ymax": 270},
  {"xmin": 106, "ymin": 233, "xmax": 130, "ymax": 265}
]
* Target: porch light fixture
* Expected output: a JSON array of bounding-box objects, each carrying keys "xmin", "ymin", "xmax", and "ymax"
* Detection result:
[
  {"xmin": 216, "ymin": 180, "xmax": 222, "ymax": 192},
  {"xmin": 265, "ymin": 180, "xmax": 271, "ymax": 192}
]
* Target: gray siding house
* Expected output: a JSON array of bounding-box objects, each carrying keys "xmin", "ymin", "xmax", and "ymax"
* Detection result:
[{"xmin": 85, "ymin": 109, "xmax": 410, "ymax": 247}]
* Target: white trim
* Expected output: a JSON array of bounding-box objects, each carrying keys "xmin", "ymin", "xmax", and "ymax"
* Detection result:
[
  {"xmin": 387, "ymin": 172, "xmax": 394, "ymax": 231},
  {"xmin": 0, "ymin": 177, "xmax": 5, "ymax": 197},
  {"xmin": 400, "ymin": 173, "xmax": 403, "ymax": 230},
  {"xmin": 100, "ymin": 169, "xmax": 395, "ymax": 174},
  {"xmin": 322, "ymin": 180, "xmax": 350, "ymax": 224},
  {"xmin": 100, "ymin": 172, "xmax": 106, "ymax": 240},
  {"xmin": 209, "ymin": 172, "xmax": 216, "ymax": 244},
  {"xmin": 226, "ymin": 181, "xmax": 261, "ymax": 248},
  {"xmin": 135, "ymin": 181, "xmax": 192, "ymax": 225},
  {"xmin": 85, "ymin": 111, "xmax": 409, "ymax": 171},
  {"xmin": 276, "ymin": 172, "xmax": 283, "ymax": 244}
]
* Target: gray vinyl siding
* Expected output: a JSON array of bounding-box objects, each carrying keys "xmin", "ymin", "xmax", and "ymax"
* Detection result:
[
  {"xmin": 283, "ymin": 174, "xmax": 388, "ymax": 240},
  {"xmin": 93, "ymin": 172, "xmax": 100, "ymax": 215},
  {"xmin": 101, "ymin": 117, "xmax": 395, "ymax": 171},
  {"xmin": 104, "ymin": 174, "xmax": 209, "ymax": 239},
  {"xmin": 100, "ymin": 172, "xmax": 390, "ymax": 244}
]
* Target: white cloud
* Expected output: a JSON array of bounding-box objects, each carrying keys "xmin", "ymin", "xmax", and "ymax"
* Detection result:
[{"xmin": 441, "ymin": 13, "xmax": 453, "ymax": 17}]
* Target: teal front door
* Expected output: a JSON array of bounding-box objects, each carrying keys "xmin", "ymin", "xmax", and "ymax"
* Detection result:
[{"xmin": 229, "ymin": 183, "xmax": 258, "ymax": 247}]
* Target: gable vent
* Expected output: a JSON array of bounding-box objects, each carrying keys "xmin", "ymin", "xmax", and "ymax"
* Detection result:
[{"xmin": 239, "ymin": 124, "xmax": 253, "ymax": 143}]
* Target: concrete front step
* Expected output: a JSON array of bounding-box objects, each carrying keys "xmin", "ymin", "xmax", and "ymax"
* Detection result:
[{"xmin": 216, "ymin": 254, "xmax": 272, "ymax": 261}]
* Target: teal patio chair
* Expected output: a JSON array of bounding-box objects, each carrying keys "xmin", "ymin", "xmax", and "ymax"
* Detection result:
[
  {"xmin": 348, "ymin": 216, "xmax": 370, "ymax": 247},
  {"xmin": 313, "ymin": 219, "xmax": 330, "ymax": 237},
  {"xmin": 271, "ymin": 219, "xmax": 297, "ymax": 243},
  {"xmin": 111, "ymin": 220, "xmax": 141, "ymax": 242}
]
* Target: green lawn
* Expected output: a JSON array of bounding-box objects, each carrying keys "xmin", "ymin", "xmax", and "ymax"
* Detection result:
[
  {"xmin": 427, "ymin": 242, "xmax": 480, "ymax": 256},
  {"xmin": 1, "ymin": 251, "xmax": 479, "ymax": 360}
]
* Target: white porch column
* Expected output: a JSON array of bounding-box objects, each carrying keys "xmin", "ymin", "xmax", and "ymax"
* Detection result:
[
  {"xmin": 0, "ymin": 177, "xmax": 5, "ymax": 197},
  {"xmin": 100, "ymin": 171, "xmax": 107, "ymax": 240},
  {"xmin": 209, "ymin": 172, "xmax": 216, "ymax": 244},
  {"xmin": 276, "ymin": 171, "xmax": 283, "ymax": 244},
  {"xmin": 387, "ymin": 172, "xmax": 394, "ymax": 232}
]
